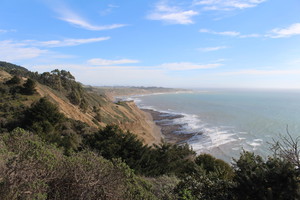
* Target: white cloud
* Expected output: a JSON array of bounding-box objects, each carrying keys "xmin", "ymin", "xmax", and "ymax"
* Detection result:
[
  {"xmin": 194, "ymin": 0, "xmax": 266, "ymax": 11},
  {"xmin": 86, "ymin": 60, "xmax": 222, "ymax": 70},
  {"xmin": 0, "ymin": 36, "xmax": 110, "ymax": 62},
  {"xmin": 200, "ymin": 29, "xmax": 240, "ymax": 36},
  {"xmin": 0, "ymin": 40, "xmax": 48, "ymax": 62},
  {"xmin": 200, "ymin": 28, "xmax": 262, "ymax": 38},
  {"xmin": 147, "ymin": 2, "xmax": 199, "ymax": 24},
  {"xmin": 53, "ymin": 4, "xmax": 127, "ymax": 31},
  {"xmin": 200, "ymin": 23, "xmax": 300, "ymax": 39},
  {"xmin": 34, "ymin": 37, "xmax": 110, "ymax": 47},
  {"xmin": 87, "ymin": 58, "xmax": 140, "ymax": 65},
  {"xmin": 198, "ymin": 46, "xmax": 228, "ymax": 52},
  {"xmin": 268, "ymin": 23, "xmax": 300, "ymax": 38},
  {"xmin": 220, "ymin": 69, "xmax": 300, "ymax": 76},
  {"xmin": 159, "ymin": 62, "xmax": 222, "ymax": 70},
  {"xmin": 239, "ymin": 33, "xmax": 261, "ymax": 38}
]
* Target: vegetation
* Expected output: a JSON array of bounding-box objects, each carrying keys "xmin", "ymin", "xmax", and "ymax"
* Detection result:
[
  {"xmin": 22, "ymin": 78, "xmax": 36, "ymax": 95},
  {"xmin": 86, "ymin": 125, "xmax": 196, "ymax": 176},
  {"xmin": 5, "ymin": 75, "xmax": 21, "ymax": 85},
  {"xmin": 0, "ymin": 61, "xmax": 299, "ymax": 199},
  {"xmin": 0, "ymin": 128, "xmax": 160, "ymax": 200}
]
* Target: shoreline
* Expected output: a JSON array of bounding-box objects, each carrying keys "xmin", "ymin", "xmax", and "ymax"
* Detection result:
[
  {"xmin": 141, "ymin": 108, "xmax": 164, "ymax": 145},
  {"xmin": 142, "ymin": 109, "xmax": 201, "ymax": 144},
  {"xmin": 111, "ymin": 90, "xmax": 199, "ymax": 145}
]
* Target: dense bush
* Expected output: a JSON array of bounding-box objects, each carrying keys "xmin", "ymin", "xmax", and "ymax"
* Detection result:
[
  {"xmin": 175, "ymin": 154, "xmax": 235, "ymax": 200},
  {"xmin": 85, "ymin": 125, "xmax": 151, "ymax": 171},
  {"xmin": 22, "ymin": 78, "xmax": 36, "ymax": 95},
  {"xmin": 0, "ymin": 128, "xmax": 63, "ymax": 200},
  {"xmin": 85, "ymin": 125, "xmax": 196, "ymax": 177},
  {"xmin": 0, "ymin": 128, "xmax": 163, "ymax": 200},
  {"xmin": 5, "ymin": 75, "xmax": 21, "ymax": 85},
  {"xmin": 175, "ymin": 172, "xmax": 235, "ymax": 200},
  {"xmin": 19, "ymin": 98, "xmax": 92, "ymax": 153},
  {"xmin": 233, "ymin": 151, "xmax": 300, "ymax": 200},
  {"xmin": 195, "ymin": 153, "xmax": 234, "ymax": 180}
]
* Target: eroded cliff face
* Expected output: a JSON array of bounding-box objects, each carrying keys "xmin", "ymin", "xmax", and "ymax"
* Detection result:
[
  {"xmin": 114, "ymin": 101, "xmax": 162, "ymax": 145},
  {"xmin": 0, "ymin": 69, "xmax": 162, "ymax": 146},
  {"xmin": 35, "ymin": 83, "xmax": 162, "ymax": 145}
]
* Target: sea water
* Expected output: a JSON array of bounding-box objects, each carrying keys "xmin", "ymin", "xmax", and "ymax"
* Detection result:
[{"xmin": 128, "ymin": 89, "xmax": 300, "ymax": 163}]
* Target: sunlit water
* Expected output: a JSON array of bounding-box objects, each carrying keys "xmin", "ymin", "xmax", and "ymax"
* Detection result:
[{"xmin": 126, "ymin": 89, "xmax": 300, "ymax": 163}]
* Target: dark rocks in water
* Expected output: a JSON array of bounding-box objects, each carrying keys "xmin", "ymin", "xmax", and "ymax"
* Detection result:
[{"xmin": 142, "ymin": 109, "xmax": 201, "ymax": 144}]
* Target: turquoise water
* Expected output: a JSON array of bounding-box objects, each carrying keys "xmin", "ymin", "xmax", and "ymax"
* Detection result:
[{"xmin": 129, "ymin": 89, "xmax": 300, "ymax": 162}]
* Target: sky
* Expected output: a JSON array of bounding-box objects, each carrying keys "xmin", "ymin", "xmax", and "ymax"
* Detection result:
[{"xmin": 1, "ymin": 0, "xmax": 300, "ymax": 88}]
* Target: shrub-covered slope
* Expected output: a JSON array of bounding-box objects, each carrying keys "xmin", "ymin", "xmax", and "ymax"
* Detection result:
[{"xmin": 0, "ymin": 62, "xmax": 161, "ymax": 145}]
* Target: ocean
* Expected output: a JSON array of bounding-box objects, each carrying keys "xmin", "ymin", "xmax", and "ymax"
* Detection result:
[{"xmin": 127, "ymin": 89, "xmax": 300, "ymax": 163}]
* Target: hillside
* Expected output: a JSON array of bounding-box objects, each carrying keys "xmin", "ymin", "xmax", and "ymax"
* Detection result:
[{"xmin": 0, "ymin": 63, "xmax": 161, "ymax": 145}]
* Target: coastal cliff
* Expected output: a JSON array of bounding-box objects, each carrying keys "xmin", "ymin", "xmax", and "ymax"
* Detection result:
[
  {"xmin": 0, "ymin": 63, "xmax": 162, "ymax": 146},
  {"xmin": 36, "ymin": 83, "xmax": 162, "ymax": 145}
]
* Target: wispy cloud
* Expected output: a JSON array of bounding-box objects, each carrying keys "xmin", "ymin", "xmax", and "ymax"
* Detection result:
[
  {"xmin": 87, "ymin": 58, "xmax": 139, "ymax": 65},
  {"xmin": 198, "ymin": 46, "xmax": 228, "ymax": 52},
  {"xmin": 220, "ymin": 69, "xmax": 300, "ymax": 76},
  {"xmin": 147, "ymin": 2, "xmax": 199, "ymax": 24},
  {"xmin": 268, "ymin": 23, "xmax": 300, "ymax": 38},
  {"xmin": 159, "ymin": 62, "xmax": 222, "ymax": 70},
  {"xmin": 0, "ymin": 36, "xmax": 110, "ymax": 62},
  {"xmin": 100, "ymin": 4, "xmax": 119, "ymax": 16},
  {"xmin": 33, "ymin": 37, "xmax": 110, "ymax": 47},
  {"xmin": 239, "ymin": 34, "xmax": 261, "ymax": 38},
  {"xmin": 0, "ymin": 40, "xmax": 48, "ymax": 62},
  {"xmin": 200, "ymin": 28, "xmax": 261, "ymax": 38},
  {"xmin": 200, "ymin": 29, "xmax": 240, "ymax": 36},
  {"xmin": 194, "ymin": 0, "xmax": 266, "ymax": 11},
  {"xmin": 52, "ymin": 3, "xmax": 127, "ymax": 31},
  {"xmin": 200, "ymin": 23, "xmax": 300, "ymax": 39},
  {"xmin": 87, "ymin": 60, "xmax": 222, "ymax": 71},
  {"xmin": 0, "ymin": 29, "xmax": 16, "ymax": 33}
]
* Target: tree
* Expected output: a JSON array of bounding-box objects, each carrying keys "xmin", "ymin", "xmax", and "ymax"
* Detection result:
[
  {"xmin": 24, "ymin": 98, "xmax": 64, "ymax": 126},
  {"xmin": 5, "ymin": 75, "xmax": 21, "ymax": 85},
  {"xmin": 22, "ymin": 78, "xmax": 36, "ymax": 95},
  {"xmin": 175, "ymin": 173, "xmax": 235, "ymax": 200},
  {"xmin": 195, "ymin": 154, "xmax": 234, "ymax": 180},
  {"xmin": 233, "ymin": 151, "xmax": 300, "ymax": 200},
  {"xmin": 270, "ymin": 128, "xmax": 300, "ymax": 170},
  {"xmin": 22, "ymin": 98, "xmax": 65, "ymax": 146}
]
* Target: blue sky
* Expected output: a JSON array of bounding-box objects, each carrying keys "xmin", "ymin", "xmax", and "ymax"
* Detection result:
[{"xmin": 1, "ymin": 0, "xmax": 300, "ymax": 88}]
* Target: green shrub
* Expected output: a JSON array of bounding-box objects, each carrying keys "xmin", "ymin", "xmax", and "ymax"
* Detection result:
[
  {"xmin": 195, "ymin": 154, "xmax": 234, "ymax": 180},
  {"xmin": 22, "ymin": 78, "xmax": 36, "ymax": 95},
  {"xmin": 233, "ymin": 151, "xmax": 300, "ymax": 200},
  {"xmin": 5, "ymin": 75, "xmax": 21, "ymax": 85},
  {"xmin": 0, "ymin": 128, "xmax": 63, "ymax": 200}
]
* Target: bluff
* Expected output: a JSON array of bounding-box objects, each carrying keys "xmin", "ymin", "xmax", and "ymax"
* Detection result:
[{"xmin": 0, "ymin": 61, "xmax": 161, "ymax": 145}]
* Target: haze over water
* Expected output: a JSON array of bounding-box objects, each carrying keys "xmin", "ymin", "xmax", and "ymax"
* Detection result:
[{"xmin": 132, "ymin": 89, "xmax": 300, "ymax": 163}]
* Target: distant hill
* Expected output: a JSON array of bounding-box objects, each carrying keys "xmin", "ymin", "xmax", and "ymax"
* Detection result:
[{"xmin": 87, "ymin": 86, "xmax": 190, "ymax": 101}]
